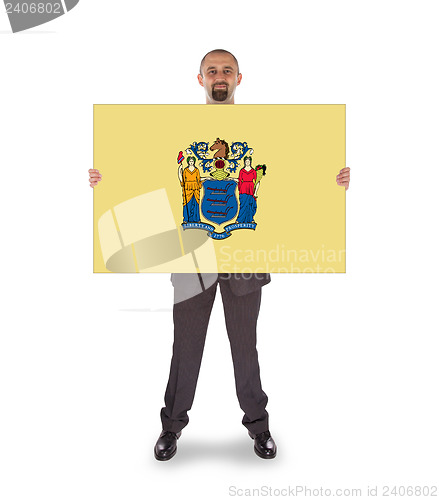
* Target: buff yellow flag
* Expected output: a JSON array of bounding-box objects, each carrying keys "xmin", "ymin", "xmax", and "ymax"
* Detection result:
[{"xmin": 93, "ymin": 104, "xmax": 345, "ymax": 273}]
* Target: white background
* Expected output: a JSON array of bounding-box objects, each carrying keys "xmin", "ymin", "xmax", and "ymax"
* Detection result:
[{"xmin": 1, "ymin": 1, "xmax": 438, "ymax": 499}]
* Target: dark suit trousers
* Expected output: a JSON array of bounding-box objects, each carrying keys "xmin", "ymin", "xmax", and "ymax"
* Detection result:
[{"xmin": 160, "ymin": 275, "xmax": 269, "ymax": 435}]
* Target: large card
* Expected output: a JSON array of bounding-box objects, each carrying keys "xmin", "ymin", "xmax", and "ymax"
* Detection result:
[{"xmin": 93, "ymin": 104, "xmax": 345, "ymax": 273}]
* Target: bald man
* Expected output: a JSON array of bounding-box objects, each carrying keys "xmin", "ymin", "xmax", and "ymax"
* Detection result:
[{"xmin": 88, "ymin": 49, "xmax": 350, "ymax": 462}]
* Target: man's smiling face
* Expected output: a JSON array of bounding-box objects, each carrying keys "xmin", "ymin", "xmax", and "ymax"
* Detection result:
[{"xmin": 198, "ymin": 51, "xmax": 242, "ymax": 104}]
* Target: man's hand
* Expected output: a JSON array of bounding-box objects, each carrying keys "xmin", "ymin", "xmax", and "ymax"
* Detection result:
[
  {"xmin": 89, "ymin": 169, "xmax": 102, "ymax": 188},
  {"xmin": 336, "ymin": 167, "xmax": 350, "ymax": 190}
]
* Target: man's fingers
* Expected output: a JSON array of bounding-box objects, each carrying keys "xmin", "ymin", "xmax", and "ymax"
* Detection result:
[
  {"xmin": 88, "ymin": 169, "xmax": 100, "ymax": 173},
  {"xmin": 89, "ymin": 174, "xmax": 102, "ymax": 185},
  {"xmin": 335, "ymin": 167, "xmax": 350, "ymax": 190}
]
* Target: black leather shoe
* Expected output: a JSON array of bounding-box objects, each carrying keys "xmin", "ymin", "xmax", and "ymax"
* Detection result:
[
  {"xmin": 154, "ymin": 430, "xmax": 181, "ymax": 461},
  {"xmin": 248, "ymin": 430, "xmax": 277, "ymax": 459}
]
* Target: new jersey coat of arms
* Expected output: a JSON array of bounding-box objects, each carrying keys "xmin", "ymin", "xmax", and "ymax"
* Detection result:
[{"xmin": 177, "ymin": 138, "xmax": 267, "ymax": 239}]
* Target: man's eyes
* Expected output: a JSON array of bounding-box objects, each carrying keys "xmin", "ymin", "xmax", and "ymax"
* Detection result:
[{"xmin": 208, "ymin": 70, "xmax": 233, "ymax": 74}]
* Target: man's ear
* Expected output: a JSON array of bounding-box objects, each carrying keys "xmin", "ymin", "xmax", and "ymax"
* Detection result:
[
  {"xmin": 197, "ymin": 74, "xmax": 204, "ymax": 87},
  {"xmin": 237, "ymin": 73, "xmax": 242, "ymax": 86}
]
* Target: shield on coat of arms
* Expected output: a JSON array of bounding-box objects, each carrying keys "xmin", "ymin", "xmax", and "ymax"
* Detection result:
[{"xmin": 201, "ymin": 179, "xmax": 238, "ymax": 225}]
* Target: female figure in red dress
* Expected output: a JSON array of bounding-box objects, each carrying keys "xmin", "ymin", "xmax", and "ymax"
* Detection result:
[{"xmin": 236, "ymin": 156, "xmax": 257, "ymax": 223}]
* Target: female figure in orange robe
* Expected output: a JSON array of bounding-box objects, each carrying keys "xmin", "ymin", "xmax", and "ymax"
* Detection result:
[{"xmin": 178, "ymin": 156, "xmax": 202, "ymax": 223}]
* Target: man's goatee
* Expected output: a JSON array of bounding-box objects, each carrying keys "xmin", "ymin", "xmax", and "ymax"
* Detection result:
[{"xmin": 212, "ymin": 88, "xmax": 228, "ymax": 102}]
